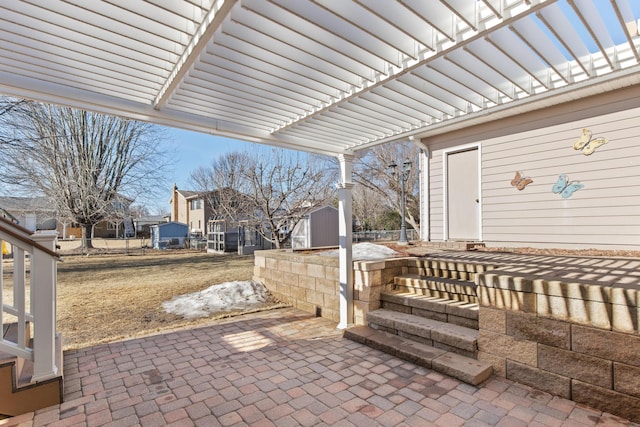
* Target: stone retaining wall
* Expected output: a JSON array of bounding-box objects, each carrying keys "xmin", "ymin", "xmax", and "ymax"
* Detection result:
[
  {"xmin": 253, "ymin": 250, "xmax": 640, "ymax": 422},
  {"xmin": 253, "ymin": 249, "xmax": 407, "ymax": 324},
  {"xmin": 476, "ymin": 269, "xmax": 640, "ymax": 422}
]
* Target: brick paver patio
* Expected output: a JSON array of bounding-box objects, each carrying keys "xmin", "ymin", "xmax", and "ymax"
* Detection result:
[{"xmin": 2, "ymin": 308, "xmax": 638, "ymax": 426}]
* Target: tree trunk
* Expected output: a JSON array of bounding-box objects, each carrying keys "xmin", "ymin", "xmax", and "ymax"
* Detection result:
[
  {"xmin": 82, "ymin": 224, "xmax": 94, "ymax": 249},
  {"xmin": 273, "ymin": 233, "xmax": 282, "ymax": 249}
]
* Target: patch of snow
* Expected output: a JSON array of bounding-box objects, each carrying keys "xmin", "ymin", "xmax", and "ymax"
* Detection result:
[
  {"xmin": 163, "ymin": 280, "xmax": 270, "ymax": 319},
  {"xmin": 318, "ymin": 242, "xmax": 399, "ymax": 260}
]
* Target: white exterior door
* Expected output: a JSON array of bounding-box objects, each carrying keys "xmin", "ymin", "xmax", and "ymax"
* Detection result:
[{"xmin": 445, "ymin": 147, "xmax": 480, "ymax": 241}]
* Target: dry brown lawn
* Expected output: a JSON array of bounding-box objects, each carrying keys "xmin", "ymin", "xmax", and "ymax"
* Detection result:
[{"xmin": 3, "ymin": 251, "xmax": 285, "ymax": 351}]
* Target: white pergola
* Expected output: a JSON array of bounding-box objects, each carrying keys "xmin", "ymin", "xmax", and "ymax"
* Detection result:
[{"xmin": 2, "ymin": 0, "xmax": 640, "ymax": 327}]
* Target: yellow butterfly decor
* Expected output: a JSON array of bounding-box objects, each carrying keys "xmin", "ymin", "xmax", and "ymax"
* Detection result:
[
  {"xmin": 511, "ymin": 171, "xmax": 533, "ymax": 190},
  {"xmin": 573, "ymin": 128, "xmax": 608, "ymax": 155}
]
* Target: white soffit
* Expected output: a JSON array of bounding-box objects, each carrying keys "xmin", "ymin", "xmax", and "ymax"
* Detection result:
[{"xmin": 0, "ymin": 0, "xmax": 639, "ymax": 156}]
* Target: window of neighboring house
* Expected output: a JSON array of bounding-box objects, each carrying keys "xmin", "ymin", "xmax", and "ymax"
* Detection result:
[
  {"xmin": 190, "ymin": 199, "xmax": 202, "ymax": 210},
  {"xmin": 198, "ymin": 220, "xmax": 201, "ymax": 230}
]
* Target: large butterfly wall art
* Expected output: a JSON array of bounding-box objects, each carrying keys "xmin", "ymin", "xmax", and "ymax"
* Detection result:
[
  {"xmin": 573, "ymin": 128, "xmax": 608, "ymax": 155},
  {"xmin": 552, "ymin": 174, "xmax": 584, "ymax": 198},
  {"xmin": 511, "ymin": 171, "xmax": 533, "ymax": 190}
]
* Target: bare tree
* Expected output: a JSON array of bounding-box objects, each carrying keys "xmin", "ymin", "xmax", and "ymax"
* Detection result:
[
  {"xmin": 190, "ymin": 151, "xmax": 251, "ymax": 223},
  {"xmin": 0, "ymin": 98, "xmax": 169, "ymax": 248},
  {"xmin": 352, "ymin": 183, "xmax": 388, "ymax": 231},
  {"xmin": 353, "ymin": 142, "xmax": 420, "ymax": 236},
  {"xmin": 190, "ymin": 147, "xmax": 338, "ymax": 249}
]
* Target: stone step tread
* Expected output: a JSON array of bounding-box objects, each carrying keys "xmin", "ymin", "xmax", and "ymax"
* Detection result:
[
  {"xmin": 394, "ymin": 274, "xmax": 477, "ymax": 294},
  {"xmin": 396, "ymin": 273, "xmax": 477, "ymax": 285},
  {"xmin": 344, "ymin": 325, "xmax": 492, "ymax": 386},
  {"xmin": 381, "ymin": 290, "xmax": 479, "ymax": 319},
  {"xmin": 408, "ymin": 258, "xmax": 498, "ymax": 272},
  {"xmin": 367, "ymin": 309, "xmax": 478, "ymax": 352}
]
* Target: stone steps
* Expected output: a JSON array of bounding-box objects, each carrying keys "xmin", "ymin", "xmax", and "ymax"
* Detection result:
[
  {"xmin": 344, "ymin": 254, "xmax": 494, "ymax": 386},
  {"xmin": 381, "ymin": 290, "xmax": 479, "ymax": 329},
  {"xmin": 392, "ymin": 274, "xmax": 478, "ymax": 304},
  {"xmin": 344, "ymin": 325, "xmax": 492, "ymax": 386},
  {"xmin": 366, "ymin": 308, "xmax": 480, "ymax": 358}
]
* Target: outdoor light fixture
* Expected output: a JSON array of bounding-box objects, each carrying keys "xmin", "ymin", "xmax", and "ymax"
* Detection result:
[{"xmin": 388, "ymin": 158, "xmax": 412, "ymax": 244}]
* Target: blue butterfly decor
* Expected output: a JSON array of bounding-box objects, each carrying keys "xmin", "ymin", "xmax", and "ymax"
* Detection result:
[{"xmin": 552, "ymin": 174, "xmax": 584, "ymax": 198}]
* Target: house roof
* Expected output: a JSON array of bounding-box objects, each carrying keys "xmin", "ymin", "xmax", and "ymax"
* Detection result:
[
  {"xmin": 1, "ymin": 1, "xmax": 639, "ymax": 156},
  {"xmin": 178, "ymin": 190, "xmax": 200, "ymax": 200},
  {"xmin": 0, "ymin": 196, "xmax": 54, "ymax": 214},
  {"xmin": 134, "ymin": 215, "xmax": 169, "ymax": 225}
]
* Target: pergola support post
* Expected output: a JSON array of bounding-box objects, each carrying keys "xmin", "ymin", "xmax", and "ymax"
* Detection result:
[{"xmin": 337, "ymin": 154, "xmax": 354, "ymax": 330}]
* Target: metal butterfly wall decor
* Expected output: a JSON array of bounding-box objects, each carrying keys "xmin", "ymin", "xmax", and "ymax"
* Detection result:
[
  {"xmin": 511, "ymin": 171, "xmax": 533, "ymax": 190},
  {"xmin": 573, "ymin": 128, "xmax": 608, "ymax": 155},
  {"xmin": 552, "ymin": 174, "xmax": 584, "ymax": 198}
]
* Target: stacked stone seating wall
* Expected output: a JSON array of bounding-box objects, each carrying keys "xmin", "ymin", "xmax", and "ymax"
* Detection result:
[
  {"xmin": 477, "ymin": 269, "xmax": 640, "ymax": 422},
  {"xmin": 253, "ymin": 250, "xmax": 408, "ymax": 324},
  {"xmin": 391, "ymin": 276, "xmax": 478, "ymax": 303},
  {"xmin": 253, "ymin": 250, "xmax": 640, "ymax": 422}
]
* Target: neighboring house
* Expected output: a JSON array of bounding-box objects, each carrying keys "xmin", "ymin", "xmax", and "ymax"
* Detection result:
[
  {"xmin": 64, "ymin": 194, "xmax": 135, "ymax": 239},
  {"xmin": 0, "ymin": 196, "xmax": 57, "ymax": 232},
  {"xmin": 0, "ymin": 195, "xmax": 135, "ymax": 239},
  {"xmin": 170, "ymin": 184, "xmax": 260, "ymax": 253},
  {"xmin": 169, "ymin": 184, "xmax": 212, "ymax": 236},
  {"xmin": 291, "ymin": 206, "xmax": 339, "ymax": 249},
  {"xmin": 418, "ymin": 86, "xmax": 640, "ymax": 251}
]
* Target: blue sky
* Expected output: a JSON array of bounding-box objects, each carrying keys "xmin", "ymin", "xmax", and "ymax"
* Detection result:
[
  {"xmin": 160, "ymin": 127, "xmax": 259, "ymax": 190},
  {"xmin": 149, "ymin": 127, "xmax": 260, "ymax": 213}
]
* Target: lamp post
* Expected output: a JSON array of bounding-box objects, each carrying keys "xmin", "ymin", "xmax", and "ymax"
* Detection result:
[{"xmin": 388, "ymin": 158, "xmax": 412, "ymax": 244}]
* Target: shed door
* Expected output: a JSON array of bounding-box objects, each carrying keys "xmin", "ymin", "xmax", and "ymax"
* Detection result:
[{"xmin": 446, "ymin": 148, "xmax": 480, "ymax": 240}]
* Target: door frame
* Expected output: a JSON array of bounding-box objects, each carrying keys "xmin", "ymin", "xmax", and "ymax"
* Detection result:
[{"xmin": 442, "ymin": 143, "xmax": 483, "ymax": 241}]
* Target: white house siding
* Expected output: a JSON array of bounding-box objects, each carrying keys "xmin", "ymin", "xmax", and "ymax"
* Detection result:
[
  {"xmin": 421, "ymin": 86, "xmax": 640, "ymax": 251},
  {"xmin": 427, "ymin": 150, "xmax": 445, "ymax": 242}
]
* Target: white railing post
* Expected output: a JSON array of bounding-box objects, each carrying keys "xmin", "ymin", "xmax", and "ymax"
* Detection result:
[
  {"xmin": 30, "ymin": 231, "xmax": 59, "ymax": 381},
  {"xmin": 13, "ymin": 246, "xmax": 27, "ymax": 348}
]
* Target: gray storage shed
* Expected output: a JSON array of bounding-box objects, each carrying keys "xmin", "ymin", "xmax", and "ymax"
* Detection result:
[
  {"xmin": 150, "ymin": 222, "xmax": 188, "ymax": 249},
  {"xmin": 291, "ymin": 206, "xmax": 339, "ymax": 249}
]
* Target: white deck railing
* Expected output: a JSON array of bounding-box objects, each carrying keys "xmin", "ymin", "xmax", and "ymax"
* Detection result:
[{"xmin": 0, "ymin": 215, "xmax": 59, "ymax": 382}]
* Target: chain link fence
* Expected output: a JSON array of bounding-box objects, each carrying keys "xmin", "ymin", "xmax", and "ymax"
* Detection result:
[{"xmin": 353, "ymin": 229, "xmax": 418, "ymax": 243}]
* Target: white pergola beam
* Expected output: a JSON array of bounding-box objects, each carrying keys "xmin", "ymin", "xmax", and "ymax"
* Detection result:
[
  {"xmin": 273, "ymin": 0, "xmax": 403, "ymax": 66},
  {"xmin": 611, "ymin": 0, "xmax": 640, "ymax": 62},
  {"xmin": 568, "ymin": 0, "xmax": 616, "ymax": 70},
  {"xmin": 0, "ymin": 0, "xmax": 639, "ymax": 157},
  {"xmin": 243, "ymin": 0, "xmax": 388, "ymax": 74},
  {"xmin": 153, "ymin": 0, "xmax": 234, "ymax": 109}
]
